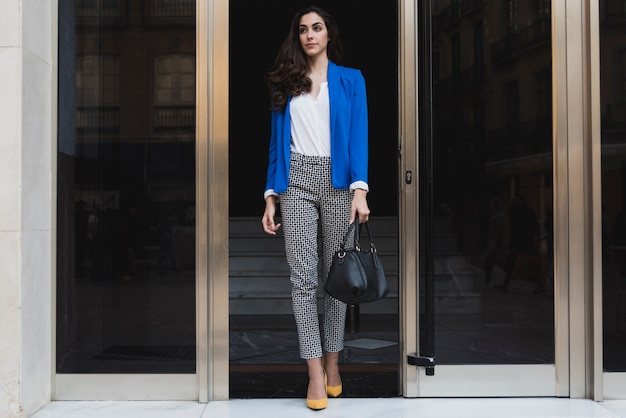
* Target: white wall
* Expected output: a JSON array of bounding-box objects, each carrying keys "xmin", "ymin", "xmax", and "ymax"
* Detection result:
[{"xmin": 0, "ymin": 0, "xmax": 55, "ymax": 416}]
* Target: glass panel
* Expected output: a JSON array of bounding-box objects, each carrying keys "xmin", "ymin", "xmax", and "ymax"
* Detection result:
[
  {"xmin": 600, "ymin": 0, "xmax": 626, "ymax": 373},
  {"xmin": 424, "ymin": 0, "xmax": 554, "ymax": 365},
  {"xmin": 56, "ymin": 0, "xmax": 196, "ymax": 374}
]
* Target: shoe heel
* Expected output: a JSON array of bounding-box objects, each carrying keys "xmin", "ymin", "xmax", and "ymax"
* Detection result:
[
  {"xmin": 307, "ymin": 368, "xmax": 328, "ymax": 410},
  {"xmin": 322, "ymin": 357, "xmax": 342, "ymax": 397}
]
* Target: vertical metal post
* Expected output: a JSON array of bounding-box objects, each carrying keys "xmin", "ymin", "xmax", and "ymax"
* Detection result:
[
  {"xmin": 421, "ymin": 0, "xmax": 436, "ymax": 377},
  {"xmin": 408, "ymin": 0, "xmax": 436, "ymax": 376}
]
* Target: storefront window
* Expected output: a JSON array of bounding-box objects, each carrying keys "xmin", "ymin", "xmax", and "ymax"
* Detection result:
[{"xmin": 56, "ymin": 0, "xmax": 196, "ymax": 373}]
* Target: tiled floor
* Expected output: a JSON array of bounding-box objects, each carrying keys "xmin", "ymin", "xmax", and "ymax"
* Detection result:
[{"xmin": 30, "ymin": 398, "xmax": 626, "ymax": 418}]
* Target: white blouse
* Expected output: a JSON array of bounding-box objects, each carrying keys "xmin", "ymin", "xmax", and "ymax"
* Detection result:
[{"xmin": 289, "ymin": 82, "xmax": 330, "ymax": 156}]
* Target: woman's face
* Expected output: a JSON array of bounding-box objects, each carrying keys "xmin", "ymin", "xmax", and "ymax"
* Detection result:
[{"xmin": 298, "ymin": 12, "xmax": 329, "ymax": 59}]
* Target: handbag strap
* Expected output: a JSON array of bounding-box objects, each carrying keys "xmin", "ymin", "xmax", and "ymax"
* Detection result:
[
  {"xmin": 340, "ymin": 221, "xmax": 377, "ymax": 253},
  {"xmin": 339, "ymin": 221, "xmax": 358, "ymax": 251},
  {"xmin": 360, "ymin": 221, "xmax": 378, "ymax": 253}
]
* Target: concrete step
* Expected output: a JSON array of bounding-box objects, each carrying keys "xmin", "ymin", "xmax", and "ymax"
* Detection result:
[
  {"xmin": 229, "ymin": 270, "xmax": 475, "ymax": 298},
  {"xmin": 227, "ymin": 253, "xmax": 473, "ymax": 275},
  {"xmin": 227, "ymin": 215, "xmax": 482, "ymax": 316},
  {"xmin": 229, "ymin": 295, "xmax": 400, "ymax": 315},
  {"xmin": 229, "ymin": 216, "xmax": 400, "ymax": 234},
  {"xmin": 229, "ymin": 236, "xmax": 399, "ymax": 253},
  {"xmin": 229, "ymin": 292, "xmax": 482, "ymax": 315},
  {"xmin": 229, "ymin": 217, "xmax": 400, "ymax": 253},
  {"xmin": 228, "ymin": 253, "xmax": 399, "ymax": 273},
  {"xmin": 230, "ymin": 216, "xmax": 457, "ymax": 236},
  {"xmin": 230, "ymin": 273, "xmax": 400, "ymax": 296},
  {"xmin": 229, "ymin": 233, "xmax": 462, "ymax": 255}
]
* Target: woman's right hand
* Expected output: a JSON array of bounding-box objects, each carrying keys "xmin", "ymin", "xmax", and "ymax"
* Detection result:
[{"xmin": 262, "ymin": 196, "xmax": 282, "ymax": 235}]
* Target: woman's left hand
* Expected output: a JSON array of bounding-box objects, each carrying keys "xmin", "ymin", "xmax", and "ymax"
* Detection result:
[{"xmin": 350, "ymin": 189, "xmax": 370, "ymax": 224}]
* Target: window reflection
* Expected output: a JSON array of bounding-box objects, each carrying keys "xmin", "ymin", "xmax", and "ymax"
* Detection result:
[
  {"xmin": 426, "ymin": 0, "xmax": 554, "ymax": 365},
  {"xmin": 154, "ymin": 54, "xmax": 195, "ymax": 131},
  {"xmin": 56, "ymin": 0, "xmax": 196, "ymax": 373}
]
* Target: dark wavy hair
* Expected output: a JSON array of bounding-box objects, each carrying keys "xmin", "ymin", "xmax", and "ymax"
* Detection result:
[{"xmin": 266, "ymin": 5, "xmax": 343, "ymax": 111}]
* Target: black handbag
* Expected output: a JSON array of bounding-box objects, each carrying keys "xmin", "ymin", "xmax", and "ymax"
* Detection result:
[{"xmin": 325, "ymin": 221, "xmax": 389, "ymax": 304}]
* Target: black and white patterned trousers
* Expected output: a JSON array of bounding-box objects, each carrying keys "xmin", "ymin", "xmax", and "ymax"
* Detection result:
[{"xmin": 279, "ymin": 152, "xmax": 354, "ymax": 359}]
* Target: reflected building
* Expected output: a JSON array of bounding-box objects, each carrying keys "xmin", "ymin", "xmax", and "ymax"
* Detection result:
[{"xmin": 57, "ymin": 0, "xmax": 197, "ymax": 374}]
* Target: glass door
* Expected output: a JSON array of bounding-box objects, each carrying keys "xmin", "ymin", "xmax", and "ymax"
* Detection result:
[
  {"xmin": 599, "ymin": 0, "xmax": 626, "ymax": 400},
  {"xmin": 401, "ymin": 0, "xmax": 557, "ymax": 396},
  {"xmin": 55, "ymin": 0, "xmax": 198, "ymax": 399}
]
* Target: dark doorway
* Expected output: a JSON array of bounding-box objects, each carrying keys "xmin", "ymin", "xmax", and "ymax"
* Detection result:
[
  {"xmin": 228, "ymin": 0, "xmax": 399, "ymax": 398},
  {"xmin": 228, "ymin": 1, "xmax": 398, "ymax": 217}
]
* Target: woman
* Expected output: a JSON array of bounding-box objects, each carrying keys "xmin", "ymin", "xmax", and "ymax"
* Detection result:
[{"xmin": 261, "ymin": 5, "xmax": 370, "ymax": 410}]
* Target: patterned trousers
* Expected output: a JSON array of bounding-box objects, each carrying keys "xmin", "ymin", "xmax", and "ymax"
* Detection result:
[{"xmin": 279, "ymin": 152, "xmax": 353, "ymax": 359}]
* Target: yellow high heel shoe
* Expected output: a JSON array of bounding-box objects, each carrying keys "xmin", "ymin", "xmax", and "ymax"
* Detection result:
[
  {"xmin": 306, "ymin": 373, "xmax": 328, "ymax": 410},
  {"xmin": 326, "ymin": 382, "xmax": 342, "ymax": 398},
  {"xmin": 322, "ymin": 358, "xmax": 343, "ymax": 397},
  {"xmin": 306, "ymin": 396, "xmax": 328, "ymax": 410}
]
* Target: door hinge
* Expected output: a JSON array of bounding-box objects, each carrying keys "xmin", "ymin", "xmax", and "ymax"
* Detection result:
[{"xmin": 407, "ymin": 353, "xmax": 436, "ymax": 376}]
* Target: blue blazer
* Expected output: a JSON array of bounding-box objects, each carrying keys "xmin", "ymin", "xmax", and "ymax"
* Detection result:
[{"xmin": 264, "ymin": 61, "xmax": 369, "ymax": 196}]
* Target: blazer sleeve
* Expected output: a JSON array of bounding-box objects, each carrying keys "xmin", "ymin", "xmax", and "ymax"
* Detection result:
[
  {"xmin": 264, "ymin": 110, "xmax": 280, "ymax": 197},
  {"xmin": 348, "ymin": 70, "xmax": 369, "ymax": 186}
]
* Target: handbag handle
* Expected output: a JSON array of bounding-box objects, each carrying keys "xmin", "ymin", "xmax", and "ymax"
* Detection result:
[{"xmin": 340, "ymin": 221, "xmax": 378, "ymax": 254}]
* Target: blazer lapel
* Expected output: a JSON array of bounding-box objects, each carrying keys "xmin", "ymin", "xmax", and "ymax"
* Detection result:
[{"xmin": 328, "ymin": 62, "xmax": 340, "ymax": 142}]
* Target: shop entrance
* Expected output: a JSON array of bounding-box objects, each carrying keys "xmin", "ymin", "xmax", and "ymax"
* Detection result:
[
  {"xmin": 227, "ymin": 0, "xmax": 400, "ymax": 398},
  {"xmin": 53, "ymin": 0, "xmax": 563, "ymax": 401}
]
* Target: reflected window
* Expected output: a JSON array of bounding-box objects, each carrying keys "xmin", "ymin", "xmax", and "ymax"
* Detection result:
[
  {"xmin": 76, "ymin": 55, "xmax": 120, "ymax": 132},
  {"xmin": 77, "ymin": 55, "xmax": 120, "ymax": 105},
  {"xmin": 154, "ymin": 54, "xmax": 195, "ymax": 131}
]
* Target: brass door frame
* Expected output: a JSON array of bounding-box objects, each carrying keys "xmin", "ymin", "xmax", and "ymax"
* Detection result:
[
  {"xmin": 197, "ymin": 0, "xmax": 229, "ymax": 402},
  {"xmin": 398, "ymin": 0, "xmax": 419, "ymax": 398},
  {"xmin": 554, "ymin": 0, "xmax": 602, "ymax": 400},
  {"xmin": 589, "ymin": 0, "xmax": 626, "ymax": 401},
  {"xmin": 52, "ymin": 0, "xmax": 230, "ymax": 401}
]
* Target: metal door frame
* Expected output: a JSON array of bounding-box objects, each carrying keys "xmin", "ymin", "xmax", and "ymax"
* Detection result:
[
  {"xmin": 197, "ymin": 0, "xmax": 229, "ymax": 402},
  {"xmin": 589, "ymin": 0, "xmax": 626, "ymax": 401},
  {"xmin": 52, "ymin": 0, "xmax": 230, "ymax": 401}
]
